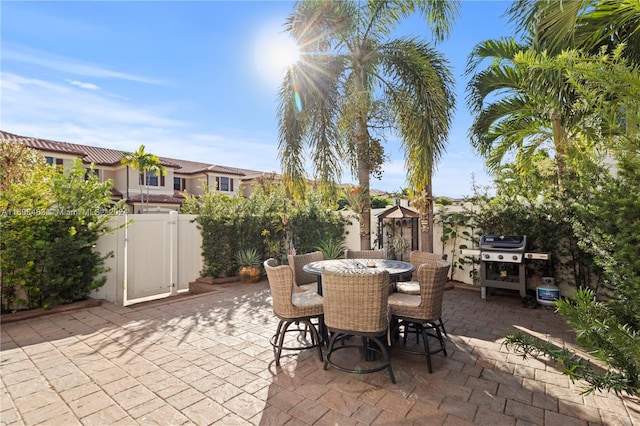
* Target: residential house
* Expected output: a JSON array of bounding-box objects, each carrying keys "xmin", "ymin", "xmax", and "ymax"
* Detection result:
[{"xmin": 1, "ymin": 130, "xmax": 265, "ymax": 213}]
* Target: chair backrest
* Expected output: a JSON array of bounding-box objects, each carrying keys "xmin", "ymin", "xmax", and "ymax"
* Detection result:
[
  {"xmin": 287, "ymin": 251, "xmax": 324, "ymax": 287},
  {"xmin": 408, "ymin": 251, "xmax": 448, "ymax": 280},
  {"xmin": 322, "ymin": 269, "xmax": 390, "ymax": 334},
  {"xmin": 264, "ymin": 258, "xmax": 296, "ymax": 318},
  {"xmin": 344, "ymin": 249, "xmax": 387, "ymax": 260},
  {"xmin": 415, "ymin": 260, "xmax": 450, "ymax": 320}
]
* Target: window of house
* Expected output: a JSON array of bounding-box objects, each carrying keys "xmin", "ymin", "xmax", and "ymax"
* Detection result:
[
  {"xmin": 174, "ymin": 177, "xmax": 186, "ymax": 191},
  {"xmin": 45, "ymin": 157, "xmax": 63, "ymax": 167},
  {"xmin": 216, "ymin": 176, "xmax": 234, "ymax": 192},
  {"xmin": 85, "ymin": 168, "xmax": 99, "ymax": 180},
  {"xmin": 145, "ymin": 171, "xmax": 158, "ymax": 186}
]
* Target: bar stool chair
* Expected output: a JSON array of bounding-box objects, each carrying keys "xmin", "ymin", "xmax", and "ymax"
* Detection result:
[
  {"xmin": 395, "ymin": 251, "xmax": 449, "ymax": 336},
  {"xmin": 288, "ymin": 251, "xmax": 324, "ymax": 293},
  {"xmin": 264, "ymin": 258, "xmax": 324, "ymax": 365},
  {"xmin": 322, "ymin": 269, "xmax": 395, "ymax": 383},
  {"xmin": 388, "ymin": 260, "xmax": 450, "ymax": 373}
]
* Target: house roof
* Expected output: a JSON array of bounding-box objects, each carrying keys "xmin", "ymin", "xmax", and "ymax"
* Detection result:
[
  {"xmin": 1, "ymin": 130, "xmax": 87, "ymax": 157},
  {"xmin": 164, "ymin": 157, "xmax": 247, "ymax": 176},
  {"xmin": 0, "ymin": 130, "xmax": 246, "ymax": 176}
]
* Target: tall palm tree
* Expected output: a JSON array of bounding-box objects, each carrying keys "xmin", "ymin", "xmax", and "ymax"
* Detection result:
[
  {"xmin": 121, "ymin": 145, "xmax": 165, "ymax": 213},
  {"xmin": 506, "ymin": 0, "xmax": 640, "ymax": 64},
  {"xmin": 278, "ymin": 0, "xmax": 458, "ymax": 250},
  {"xmin": 466, "ymin": 40, "xmax": 600, "ymax": 192},
  {"xmin": 466, "ymin": 0, "xmax": 640, "ymax": 194}
]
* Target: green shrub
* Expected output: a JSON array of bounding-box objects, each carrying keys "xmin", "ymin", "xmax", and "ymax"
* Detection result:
[
  {"xmin": 193, "ymin": 184, "xmax": 348, "ymax": 277},
  {"xmin": 1, "ymin": 158, "xmax": 122, "ymax": 311}
]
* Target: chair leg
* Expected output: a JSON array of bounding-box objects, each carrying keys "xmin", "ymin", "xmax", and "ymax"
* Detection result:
[
  {"xmin": 324, "ymin": 332, "xmax": 395, "ymax": 384},
  {"xmin": 272, "ymin": 318, "xmax": 323, "ymax": 365},
  {"xmin": 419, "ymin": 324, "xmax": 434, "ymax": 374},
  {"xmin": 303, "ymin": 318, "xmax": 323, "ymax": 362},
  {"xmin": 432, "ymin": 321, "xmax": 447, "ymax": 357},
  {"xmin": 438, "ymin": 318, "xmax": 447, "ymax": 337},
  {"xmin": 323, "ymin": 332, "xmax": 339, "ymax": 371},
  {"xmin": 276, "ymin": 321, "xmax": 293, "ymax": 365},
  {"xmin": 370, "ymin": 335, "xmax": 395, "ymax": 384},
  {"xmin": 274, "ymin": 319, "xmax": 289, "ymax": 366}
]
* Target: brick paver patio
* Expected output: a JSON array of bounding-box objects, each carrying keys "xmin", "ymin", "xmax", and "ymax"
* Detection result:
[{"xmin": 2, "ymin": 281, "xmax": 639, "ymax": 425}]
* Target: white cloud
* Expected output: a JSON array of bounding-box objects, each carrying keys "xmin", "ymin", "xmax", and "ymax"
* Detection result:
[
  {"xmin": 1, "ymin": 71, "xmax": 281, "ymax": 174},
  {"xmin": 3, "ymin": 44, "xmax": 165, "ymax": 85},
  {"xmin": 66, "ymin": 80, "xmax": 100, "ymax": 90}
]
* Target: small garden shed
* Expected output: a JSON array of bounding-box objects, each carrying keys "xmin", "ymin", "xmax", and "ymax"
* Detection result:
[{"xmin": 376, "ymin": 205, "xmax": 420, "ymax": 260}]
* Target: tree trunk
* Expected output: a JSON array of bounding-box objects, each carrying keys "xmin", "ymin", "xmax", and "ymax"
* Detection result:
[
  {"xmin": 421, "ymin": 176, "xmax": 434, "ymax": 252},
  {"xmin": 356, "ymin": 154, "xmax": 371, "ymax": 249},
  {"xmin": 139, "ymin": 173, "xmax": 145, "ymax": 214},
  {"xmin": 551, "ymin": 113, "xmax": 566, "ymax": 192},
  {"xmin": 354, "ymin": 67, "xmax": 372, "ymax": 250}
]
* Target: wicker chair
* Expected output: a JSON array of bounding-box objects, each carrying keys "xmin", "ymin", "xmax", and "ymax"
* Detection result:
[
  {"xmin": 322, "ymin": 269, "xmax": 395, "ymax": 383},
  {"xmin": 264, "ymin": 258, "xmax": 324, "ymax": 365},
  {"xmin": 395, "ymin": 251, "xmax": 449, "ymax": 335},
  {"xmin": 344, "ymin": 249, "xmax": 387, "ymax": 259},
  {"xmin": 388, "ymin": 260, "xmax": 450, "ymax": 373},
  {"xmin": 287, "ymin": 251, "xmax": 324, "ymax": 293}
]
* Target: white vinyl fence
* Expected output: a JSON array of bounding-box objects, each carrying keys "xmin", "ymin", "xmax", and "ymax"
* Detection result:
[
  {"xmin": 93, "ymin": 206, "xmax": 476, "ymax": 307},
  {"xmin": 92, "ymin": 212, "xmax": 203, "ymax": 306}
]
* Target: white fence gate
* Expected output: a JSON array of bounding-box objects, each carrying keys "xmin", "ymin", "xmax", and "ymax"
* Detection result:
[{"xmin": 92, "ymin": 212, "xmax": 203, "ymax": 306}]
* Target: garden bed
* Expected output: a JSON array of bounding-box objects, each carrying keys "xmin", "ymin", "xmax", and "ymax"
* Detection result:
[{"xmin": 1, "ymin": 298, "xmax": 102, "ymax": 324}]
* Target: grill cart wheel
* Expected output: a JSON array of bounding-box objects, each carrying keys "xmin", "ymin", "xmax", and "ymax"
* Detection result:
[{"xmin": 522, "ymin": 295, "xmax": 537, "ymax": 309}]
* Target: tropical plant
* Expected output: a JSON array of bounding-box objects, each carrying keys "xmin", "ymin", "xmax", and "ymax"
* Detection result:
[
  {"xmin": 0, "ymin": 140, "xmax": 43, "ymax": 192},
  {"xmin": 316, "ymin": 237, "xmax": 346, "ymax": 260},
  {"xmin": 287, "ymin": 191, "xmax": 348, "ymax": 255},
  {"xmin": 235, "ymin": 248, "xmax": 262, "ymax": 267},
  {"xmin": 193, "ymin": 181, "xmax": 347, "ymax": 278},
  {"xmin": 504, "ymin": 154, "xmax": 640, "ymax": 397},
  {"xmin": 497, "ymin": 38, "xmax": 640, "ymax": 396},
  {"xmin": 435, "ymin": 207, "xmax": 473, "ymax": 281},
  {"xmin": 278, "ymin": 0, "xmax": 458, "ymax": 250},
  {"xmin": 466, "ymin": 38, "xmax": 603, "ymax": 194},
  {"xmin": 0, "ymin": 158, "xmax": 123, "ymax": 311},
  {"xmin": 371, "ymin": 195, "xmax": 392, "ymax": 209},
  {"xmin": 235, "ymin": 248, "xmax": 262, "ymax": 284},
  {"xmin": 387, "ymin": 235, "xmax": 409, "ymax": 261},
  {"xmin": 121, "ymin": 144, "xmax": 166, "ymax": 213},
  {"xmin": 507, "ymin": 0, "xmax": 640, "ymax": 64}
]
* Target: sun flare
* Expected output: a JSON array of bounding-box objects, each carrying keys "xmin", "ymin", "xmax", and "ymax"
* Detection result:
[{"xmin": 254, "ymin": 27, "xmax": 300, "ymax": 87}]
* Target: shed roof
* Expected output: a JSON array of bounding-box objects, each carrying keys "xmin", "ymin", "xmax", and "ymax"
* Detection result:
[{"xmin": 376, "ymin": 205, "xmax": 420, "ymax": 219}]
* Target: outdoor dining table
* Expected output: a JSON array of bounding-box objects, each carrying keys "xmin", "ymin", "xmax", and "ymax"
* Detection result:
[
  {"xmin": 302, "ymin": 258, "xmax": 415, "ymax": 296},
  {"xmin": 303, "ymin": 258, "xmax": 415, "ymax": 355}
]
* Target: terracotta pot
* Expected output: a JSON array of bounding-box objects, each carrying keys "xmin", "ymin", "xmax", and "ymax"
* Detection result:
[{"xmin": 238, "ymin": 266, "xmax": 261, "ymax": 284}]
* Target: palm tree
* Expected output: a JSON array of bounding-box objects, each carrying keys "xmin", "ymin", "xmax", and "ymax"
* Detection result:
[
  {"xmin": 278, "ymin": 0, "xmax": 458, "ymax": 250},
  {"xmin": 465, "ymin": 34, "xmax": 609, "ymax": 193},
  {"xmin": 121, "ymin": 145, "xmax": 165, "ymax": 213},
  {"xmin": 506, "ymin": 0, "xmax": 640, "ymax": 64},
  {"xmin": 466, "ymin": 0, "xmax": 640, "ymax": 195}
]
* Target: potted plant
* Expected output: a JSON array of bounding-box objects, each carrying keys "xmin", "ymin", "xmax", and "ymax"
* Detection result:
[{"xmin": 236, "ymin": 248, "xmax": 262, "ymax": 283}]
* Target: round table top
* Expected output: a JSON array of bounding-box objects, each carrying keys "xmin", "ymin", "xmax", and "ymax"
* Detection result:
[{"xmin": 303, "ymin": 259, "xmax": 415, "ymax": 276}]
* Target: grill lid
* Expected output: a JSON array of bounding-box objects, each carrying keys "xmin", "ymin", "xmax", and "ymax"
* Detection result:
[{"xmin": 479, "ymin": 235, "xmax": 526, "ymax": 251}]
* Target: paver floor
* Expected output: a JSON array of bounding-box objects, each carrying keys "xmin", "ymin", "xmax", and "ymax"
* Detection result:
[{"xmin": 2, "ymin": 282, "xmax": 639, "ymax": 425}]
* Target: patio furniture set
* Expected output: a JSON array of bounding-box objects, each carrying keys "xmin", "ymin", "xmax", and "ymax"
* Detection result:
[{"xmin": 264, "ymin": 249, "xmax": 450, "ymax": 385}]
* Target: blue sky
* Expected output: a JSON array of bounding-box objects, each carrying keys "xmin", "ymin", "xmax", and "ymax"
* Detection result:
[{"xmin": 1, "ymin": 1, "xmax": 515, "ymax": 198}]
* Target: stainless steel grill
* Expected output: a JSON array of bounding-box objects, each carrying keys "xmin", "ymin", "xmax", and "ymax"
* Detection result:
[{"xmin": 462, "ymin": 235, "xmax": 549, "ymax": 302}]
